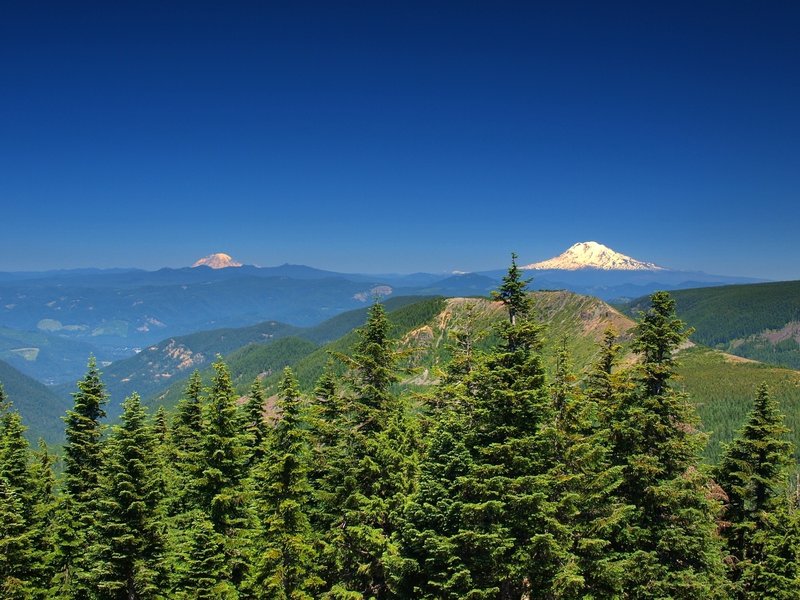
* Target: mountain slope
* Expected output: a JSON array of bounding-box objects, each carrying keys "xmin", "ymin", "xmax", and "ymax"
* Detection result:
[
  {"xmin": 0, "ymin": 359, "xmax": 68, "ymax": 445},
  {"xmin": 0, "ymin": 327, "xmax": 101, "ymax": 386},
  {"xmin": 191, "ymin": 252, "xmax": 243, "ymax": 269},
  {"xmin": 147, "ymin": 297, "xmax": 448, "ymax": 412},
  {"xmin": 627, "ymin": 280, "xmax": 800, "ymax": 369},
  {"xmin": 147, "ymin": 292, "xmax": 800, "ymax": 465},
  {"xmin": 523, "ymin": 241, "xmax": 665, "ymax": 271}
]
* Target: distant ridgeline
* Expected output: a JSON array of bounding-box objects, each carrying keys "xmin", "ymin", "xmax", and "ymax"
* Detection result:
[
  {"xmin": 626, "ymin": 280, "xmax": 800, "ymax": 370},
  {"xmin": 0, "ymin": 243, "xmax": 761, "ymax": 390},
  {"xmin": 2, "ymin": 258, "xmax": 799, "ymax": 597}
]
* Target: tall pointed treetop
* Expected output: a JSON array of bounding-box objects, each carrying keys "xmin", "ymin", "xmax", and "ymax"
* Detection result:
[{"xmin": 492, "ymin": 252, "xmax": 532, "ymax": 325}]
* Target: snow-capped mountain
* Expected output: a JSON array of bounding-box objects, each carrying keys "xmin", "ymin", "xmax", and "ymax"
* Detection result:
[
  {"xmin": 191, "ymin": 253, "xmax": 243, "ymax": 269},
  {"xmin": 522, "ymin": 241, "xmax": 665, "ymax": 271}
]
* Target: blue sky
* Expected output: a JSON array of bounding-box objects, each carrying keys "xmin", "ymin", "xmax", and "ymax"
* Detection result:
[{"xmin": 1, "ymin": 1, "xmax": 798, "ymax": 278}]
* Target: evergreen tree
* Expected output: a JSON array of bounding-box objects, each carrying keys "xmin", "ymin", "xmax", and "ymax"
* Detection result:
[
  {"xmin": 62, "ymin": 356, "xmax": 108, "ymax": 500},
  {"xmin": 585, "ymin": 327, "xmax": 626, "ymax": 415},
  {"xmin": 491, "ymin": 252, "xmax": 532, "ymax": 327},
  {"xmin": 172, "ymin": 510, "xmax": 237, "ymax": 600},
  {"xmin": 172, "ymin": 370, "xmax": 205, "ymax": 455},
  {"xmin": 0, "ymin": 392, "xmax": 42, "ymax": 598},
  {"xmin": 242, "ymin": 378, "xmax": 269, "ymax": 467},
  {"xmin": 28, "ymin": 439, "xmax": 56, "ymax": 597},
  {"xmin": 169, "ymin": 370, "xmax": 206, "ymax": 514},
  {"xmin": 543, "ymin": 344, "xmax": 628, "ymax": 598},
  {"xmin": 306, "ymin": 361, "xmax": 344, "ymax": 537},
  {"xmin": 52, "ymin": 356, "xmax": 108, "ymax": 597},
  {"xmin": 714, "ymin": 383, "xmax": 799, "ymax": 597},
  {"xmin": 0, "ymin": 478, "xmax": 32, "ymax": 599},
  {"xmin": 325, "ymin": 303, "xmax": 414, "ymax": 598},
  {"xmin": 153, "ymin": 405, "xmax": 169, "ymax": 445},
  {"xmin": 406, "ymin": 258, "xmax": 559, "ymax": 598},
  {"xmin": 0, "ymin": 396, "xmax": 34, "ymax": 509},
  {"xmin": 197, "ymin": 358, "xmax": 251, "ymax": 590},
  {"xmin": 91, "ymin": 393, "xmax": 166, "ymax": 599},
  {"xmin": 395, "ymin": 404, "xmax": 473, "ymax": 599},
  {"xmin": 610, "ymin": 291, "xmax": 726, "ymax": 598},
  {"xmin": 250, "ymin": 368, "xmax": 322, "ymax": 599}
]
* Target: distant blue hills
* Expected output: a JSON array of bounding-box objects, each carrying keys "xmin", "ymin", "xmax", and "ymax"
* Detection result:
[{"xmin": 0, "ymin": 254, "xmax": 765, "ymax": 388}]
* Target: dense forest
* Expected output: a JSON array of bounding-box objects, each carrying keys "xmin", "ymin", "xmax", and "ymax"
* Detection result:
[{"xmin": 2, "ymin": 258, "xmax": 799, "ymax": 599}]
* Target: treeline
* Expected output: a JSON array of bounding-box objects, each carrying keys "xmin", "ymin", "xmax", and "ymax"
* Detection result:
[{"xmin": 2, "ymin": 258, "xmax": 800, "ymax": 599}]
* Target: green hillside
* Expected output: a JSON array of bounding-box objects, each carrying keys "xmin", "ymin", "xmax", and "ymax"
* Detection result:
[
  {"xmin": 0, "ymin": 326, "xmax": 100, "ymax": 385},
  {"xmin": 676, "ymin": 347, "xmax": 800, "ymax": 463},
  {"xmin": 62, "ymin": 294, "xmax": 439, "ymax": 418},
  {"xmin": 0, "ymin": 358, "xmax": 69, "ymax": 445},
  {"xmin": 147, "ymin": 292, "xmax": 636, "ymax": 414},
  {"xmin": 168, "ymin": 291, "xmax": 799, "ymax": 467},
  {"xmin": 628, "ymin": 280, "xmax": 800, "ymax": 369},
  {"xmin": 148, "ymin": 297, "xmax": 447, "ymax": 410}
]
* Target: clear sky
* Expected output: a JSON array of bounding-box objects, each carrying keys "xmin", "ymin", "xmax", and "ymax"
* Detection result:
[{"xmin": 1, "ymin": 1, "xmax": 798, "ymax": 278}]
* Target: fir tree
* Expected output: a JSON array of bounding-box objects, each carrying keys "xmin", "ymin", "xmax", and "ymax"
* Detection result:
[
  {"xmin": 326, "ymin": 303, "xmax": 414, "ymax": 598},
  {"xmin": 63, "ymin": 355, "xmax": 108, "ymax": 500},
  {"xmin": 250, "ymin": 368, "xmax": 322, "ymax": 599},
  {"xmin": 395, "ymin": 405, "xmax": 473, "ymax": 599},
  {"xmin": 172, "ymin": 370, "xmax": 205, "ymax": 456},
  {"xmin": 242, "ymin": 378, "xmax": 269, "ymax": 467},
  {"xmin": 52, "ymin": 356, "xmax": 108, "ymax": 597},
  {"xmin": 714, "ymin": 383, "xmax": 798, "ymax": 597},
  {"xmin": 172, "ymin": 510, "xmax": 237, "ymax": 600},
  {"xmin": 28, "ymin": 439, "xmax": 56, "ymax": 597},
  {"xmin": 0, "ymin": 478, "xmax": 32, "ymax": 599},
  {"xmin": 197, "ymin": 358, "xmax": 251, "ymax": 589},
  {"xmin": 409, "ymin": 257, "xmax": 560, "ymax": 598},
  {"xmin": 91, "ymin": 393, "xmax": 166, "ymax": 599},
  {"xmin": 169, "ymin": 370, "xmax": 206, "ymax": 514},
  {"xmin": 610, "ymin": 291, "xmax": 726, "ymax": 598},
  {"xmin": 544, "ymin": 344, "xmax": 628, "ymax": 598},
  {"xmin": 491, "ymin": 252, "xmax": 532, "ymax": 327},
  {"xmin": 0, "ymin": 394, "xmax": 42, "ymax": 598},
  {"xmin": 306, "ymin": 361, "xmax": 345, "ymax": 538}
]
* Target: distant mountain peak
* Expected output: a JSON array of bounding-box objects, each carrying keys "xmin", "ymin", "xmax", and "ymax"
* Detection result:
[
  {"xmin": 191, "ymin": 253, "xmax": 243, "ymax": 269},
  {"xmin": 522, "ymin": 241, "xmax": 665, "ymax": 271}
]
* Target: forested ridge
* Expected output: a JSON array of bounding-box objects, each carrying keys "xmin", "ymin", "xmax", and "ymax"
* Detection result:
[{"xmin": 2, "ymin": 258, "xmax": 799, "ymax": 598}]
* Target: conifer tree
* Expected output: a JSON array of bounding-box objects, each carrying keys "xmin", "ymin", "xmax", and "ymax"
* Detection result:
[
  {"xmin": 52, "ymin": 356, "xmax": 108, "ymax": 597},
  {"xmin": 172, "ymin": 510, "xmax": 237, "ymax": 600},
  {"xmin": 714, "ymin": 383, "xmax": 799, "ymax": 597},
  {"xmin": 491, "ymin": 252, "xmax": 532, "ymax": 328},
  {"xmin": 395, "ymin": 403, "xmax": 473, "ymax": 599},
  {"xmin": 0, "ymin": 397, "xmax": 34, "ymax": 508},
  {"xmin": 169, "ymin": 370, "xmax": 205, "ymax": 513},
  {"xmin": 197, "ymin": 358, "xmax": 251, "ymax": 589},
  {"xmin": 544, "ymin": 344, "xmax": 628, "ymax": 598},
  {"xmin": 468, "ymin": 258, "xmax": 562, "ymax": 598},
  {"xmin": 585, "ymin": 328, "xmax": 626, "ymax": 415},
  {"xmin": 326, "ymin": 303, "xmax": 414, "ymax": 598},
  {"xmin": 250, "ymin": 368, "xmax": 322, "ymax": 599},
  {"xmin": 0, "ymin": 392, "xmax": 43, "ymax": 598},
  {"xmin": 28, "ymin": 439, "xmax": 56, "ymax": 597},
  {"xmin": 172, "ymin": 370, "xmax": 204, "ymax": 456},
  {"xmin": 609, "ymin": 291, "xmax": 726, "ymax": 597},
  {"xmin": 410, "ymin": 256, "xmax": 559, "ymax": 598},
  {"xmin": 91, "ymin": 393, "xmax": 166, "ymax": 599},
  {"xmin": 0, "ymin": 478, "xmax": 31, "ymax": 599},
  {"xmin": 242, "ymin": 378, "xmax": 269, "ymax": 466},
  {"xmin": 153, "ymin": 405, "xmax": 169, "ymax": 445},
  {"xmin": 63, "ymin": 356, "xmax": 108, "ymax": 500},
  {"xmin": 306, "ymin": 361, "xmax": 345, "ymax": 536}
]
